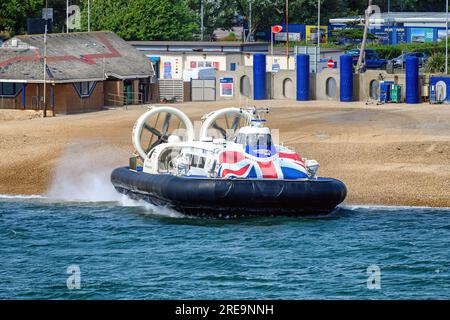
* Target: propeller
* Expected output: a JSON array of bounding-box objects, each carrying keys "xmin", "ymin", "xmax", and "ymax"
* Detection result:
[
  {"xmin": 211, "ymin": 121, "xmax": 227, "ymax": 138},
  {"xmin": 132, "ymin": 106, "xmax": 195, "ymax": 159},
  {"xmin": 199, "ymin": 108, "xmax": 252, "ymax": 140}
]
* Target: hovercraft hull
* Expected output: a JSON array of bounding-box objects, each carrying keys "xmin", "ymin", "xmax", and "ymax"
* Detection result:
[{"xmin": 111, "ymin": 167, "xmax": 347, "ymax": 217}]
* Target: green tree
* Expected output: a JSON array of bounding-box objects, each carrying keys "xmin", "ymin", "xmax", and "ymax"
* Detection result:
[
  {"xmin": 0, "ymin": 0, "xmax": 43, "ymax": 38},
  {"xmin": 186, "ymin": 0, "xmax": 236, "ymax": 40},
  {"xmin": 79, "ymin": 0, "xmax": 197, "ymax": 41}
]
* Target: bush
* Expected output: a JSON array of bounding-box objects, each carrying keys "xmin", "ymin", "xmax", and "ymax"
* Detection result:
[
  {"xmin": 332, "ymin": 28, "xmax": 376, "ymax": 40},
  {"xmin": 425, "ymin": 52, "xmax": 450, "ymax": 74},
  {"xmin": 368, "ymin": 42, "xmax": 447, "ymax": 60},
  {"xmin": 220, "ymin": 32, "xmax": 238, "ymax": 41}
]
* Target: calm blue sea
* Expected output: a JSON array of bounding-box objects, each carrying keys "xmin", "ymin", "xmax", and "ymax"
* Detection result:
[{"xmin": 1, "ymin": 196, "xmax": 449, "ymax": 300}]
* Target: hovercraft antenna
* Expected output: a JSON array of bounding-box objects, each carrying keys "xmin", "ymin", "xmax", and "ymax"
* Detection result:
[{"xmin": 240, "ymin": 107, "xmax": 269, "ymax": 127}]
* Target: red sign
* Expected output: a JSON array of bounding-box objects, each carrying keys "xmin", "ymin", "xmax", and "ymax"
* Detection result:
[
  {"xmin": 327, "ymin": 59, "xmax": 335, "ymax": 68},
  {"xmin": 271, "ymin": 25, "xmax": 283, "ymax": 34}
]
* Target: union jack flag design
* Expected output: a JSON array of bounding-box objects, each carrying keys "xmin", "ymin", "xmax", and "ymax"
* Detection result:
[{"xmin": 217, "ymin": 150, "xmax": 308, "ymax": 179}]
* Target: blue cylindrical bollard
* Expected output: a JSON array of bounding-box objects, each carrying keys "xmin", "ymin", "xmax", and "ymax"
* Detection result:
[
  {"xmin": 296, "ymin": 54, "xmax": 309, "ymax": 101},
  {"xmin": 405, "ymin": 56, "xmax": 419, "ymax": 104},
  {"xmin": 253, "ymin": 54, "xmax": 266, "ymax": 100},
  {"xmin": 340, "ymin": 55, "xmax": 353, "ymax": 102}
]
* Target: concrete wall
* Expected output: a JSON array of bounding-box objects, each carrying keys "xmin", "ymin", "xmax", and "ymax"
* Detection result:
[
  {"xmin": 244, "ymin": 54, "xmax": 295, "ymax": 71},
  {"xmin": 215, "ymin": 70, "xmax": 245, "ymax": 101},
  {"xmin": 225, "ymin": 54, "xmax": 245, "ymax": 72},
  {"xmin": 212, "ymin": 62, "xmax": 430, "ymax": 103},
  {"xmin": 316, "ymin": 68, "xmax": 340, "ymax": 100},
  {"xmin": 272, "ymin": 70, "xmax": 295, "ymax": 100},
  {"xmin": 184, "ymin": 54, "xmax": 227, "ymax": 72}
]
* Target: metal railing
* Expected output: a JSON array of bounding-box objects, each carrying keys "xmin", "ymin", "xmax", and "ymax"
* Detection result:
[{"xmin": 105, "ymin": 92, "xmax": 145, "ymax": 108}]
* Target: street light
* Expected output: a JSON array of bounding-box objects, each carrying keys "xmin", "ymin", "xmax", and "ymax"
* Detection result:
[
  {"xmin": 66, "ymin": 0, "xmax": 69, "ymax": 33},
  {"xmin": 316, "ymin": 0, "xmax": 321, "ymax": 72},
  {"xmin": 286, "ymin": 0, "xmax": 289, "ymax": 68},
  {"xmin": 88, "ymin": 0, "xmax": 91, "ymax": 32},
  {"xmin": 200, "ymin": 0, "xmax": 204, "ymax": 41},
  {"xmin": 247, "ymin": 0, "xmax": 252, "ymax": 42},
  {"xmin": 43, "ymin": 0, "xmax": 48, "ymax": 117},
  {"xmin": 446, "ymin": 0, "xmax": 448, "ymax": 74}
]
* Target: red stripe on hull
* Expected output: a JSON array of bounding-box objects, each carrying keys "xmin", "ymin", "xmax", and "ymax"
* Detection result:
[
  {"xmin": 221, "ymin": 164, "xmax": 251, "ymax": 177},
  {"xmin": 257, "ymin": 161, "xmax": 278, "ymax": 178},
  {"xmin": 220, "ymin": 151, "xmax": 246, "ymax": 164}
]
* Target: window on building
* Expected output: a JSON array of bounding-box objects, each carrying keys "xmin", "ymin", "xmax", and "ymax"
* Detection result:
[
  {"xmin": 73, "ymin": 81, "xmax": 95, "ymax": 97},
  {"xmin": 0, "ymin": 82, "xmax": 20, "ymax": 96}
]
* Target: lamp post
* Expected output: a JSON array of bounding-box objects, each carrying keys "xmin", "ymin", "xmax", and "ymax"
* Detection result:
[
  {"xmin": 88, "ymin": 0, "xmax": 91, "ymax": 32},
  {"xmin": 286, "ymin": 0, "xmax": 289, "ymax": 69},
  {"xmin": 446, "ymin": 0, "xmax": 448, "ymax": 74},
  {"xmin": 316, "ymin": 0, "xmax": 321, "ymax": 72},
  {"xmin": 66, "ymin": 0, "xmax": 69, "ymax": 33},
  {"xmin": 43, "ymin": 0, "xmax": 48, "ymax": 117},
  {"xmin": 247, "ymin": 0, "xmax": 252, "ymax": 42},
  {"xmin": 200, "ymin": 0, "xmax": 204, "ymax": 41}
]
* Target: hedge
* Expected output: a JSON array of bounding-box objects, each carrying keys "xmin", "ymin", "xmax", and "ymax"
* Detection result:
[{"xmin": 367, "ymin": 42, "xmax": 447, "ymax": 60}]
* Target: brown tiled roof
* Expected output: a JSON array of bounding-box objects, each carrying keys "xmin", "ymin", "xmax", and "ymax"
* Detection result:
[{"xmin": 0, "ymin": 31, "xmax": 154, "ymax": 82}]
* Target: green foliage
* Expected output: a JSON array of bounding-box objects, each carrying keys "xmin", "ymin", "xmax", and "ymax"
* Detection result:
[
  {"xmin": 186, "ymin": 0, "xmax": 366, "ymax": 40},
  {"xmin": 78, "ymin": 0, "xmax": 197, "ymax": 41},
  {"xmin": 0, "ymin": 0, "xmax": 43, "ymax": 37},
  {"xmin": 332, "ymin": 28, "xmax": 376, "ymax": 40},
  {"xmin": 220, "ymin": 32, "xmax": 238, "ymax": 41},
  {"xmin": 186, "ymin": 0, "xmax": 236, "ymax": 40},
  {"xmin": 425, "ymin": 52, "xmax": 450, "ymax": 74},
  {"xmin": 0, "ymin": 0, "xmax": 447, "ymax": 42},
  {"xmin": 368, "ymin": 42, "xmax": 446, "ymax": 60}
]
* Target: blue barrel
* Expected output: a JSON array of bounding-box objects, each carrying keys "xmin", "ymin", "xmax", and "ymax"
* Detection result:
[
  {"xmin": 340, "ymin": 55, "xmax": 353, "ymax": 102},
  {"xmin": 253, "ymin": 54, "xmax": 266, "ymax": 100},
  {"xmin": 296, "ymin": 54, "xmax": 309, "ymax": 101},
  {"xmin": 405, "ymin": 56, "xmax": 419, "ymax": 104}
]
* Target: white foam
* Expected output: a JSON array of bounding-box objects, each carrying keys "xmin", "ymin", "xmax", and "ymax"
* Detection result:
[
  {"xmin": 341, "ymin": 204, "xmax": 450, "ymax": 211},
  {"xmin": 120, "ymin": 197, "xmax": 184, "ymax": 218},
  {"xmin": 47, "ymin": 142, "xmax": 127, "ymax": 202},
  {"xmin": 0, "ymin": 194, "xmax": 45, "ymax": 199}
]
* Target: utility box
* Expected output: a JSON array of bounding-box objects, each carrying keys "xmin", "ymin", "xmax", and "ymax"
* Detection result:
[
  {"xmin": 379, "ymin": 81, "xmax": 394, "ymax": 103},
  {"xmin": 390, "ymin": 84, "xmax": 402, "ymax": 103}
]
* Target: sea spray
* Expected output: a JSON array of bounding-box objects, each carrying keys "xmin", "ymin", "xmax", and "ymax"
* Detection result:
[
  {"xmin": 46, "ymin": 142, "xmax": 184, "ymax": 217},
  {"xmin": 47, "ymin": 141, "xmax": 129, "ymax": 202}
]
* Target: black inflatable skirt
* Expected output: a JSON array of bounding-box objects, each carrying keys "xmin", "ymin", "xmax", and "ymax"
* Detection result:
[{"xmin": 111, "ymin": 167, "xmax": 347, "ymax": 217}]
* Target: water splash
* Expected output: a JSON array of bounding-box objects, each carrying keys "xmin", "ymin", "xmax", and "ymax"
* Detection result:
[
  {"xmin": 118, "ymin": 195, "xmax": 185, "ymax": 218},
  {"xmin": 45, "ymin": 142, "xmax": 185, "ymax": 218},
  {"xmin": 47, "ymin": 141, "xmax": 127, "ymax": 202}
]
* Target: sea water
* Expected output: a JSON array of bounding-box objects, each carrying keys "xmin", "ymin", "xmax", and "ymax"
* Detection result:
[{"xmin": 1, "ymin": 196, "xmax": 449, "ymax": 299}]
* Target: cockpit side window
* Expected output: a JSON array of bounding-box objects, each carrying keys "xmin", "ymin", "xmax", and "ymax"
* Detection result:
[
  {"xmin": 188, "ymin": 154, "xmax": 206, "ymax": 169},
  {"xmin": 158, "ymin": 147, "xmax": 180, "ymax": 172},
  {"xmin": 235, "ymin": 133, "xmax": 246, "ymax": 144}
]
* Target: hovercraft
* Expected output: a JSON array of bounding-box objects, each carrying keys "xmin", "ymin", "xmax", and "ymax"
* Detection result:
[{"xmin": 111, "ymin": 106, "xmax": 347, "ymax": 217}]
